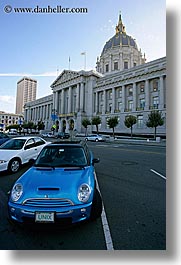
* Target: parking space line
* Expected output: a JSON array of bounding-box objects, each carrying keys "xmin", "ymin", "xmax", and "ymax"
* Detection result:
[
  {"xmin": 95, "ymin": 174, "xmax": 114, "ymax": 250},
  {"xmin": 101, "ymin": 205, "xmax": 114, "ymax": 250},
  {"xmin": 150, "ymin": 169, "xmax": 166, "ymax": 180}
]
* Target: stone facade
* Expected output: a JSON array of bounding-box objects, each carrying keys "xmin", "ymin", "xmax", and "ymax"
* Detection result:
[
  {"xmin": 96, "ymin": 12, "xmax": 146, "ymax": 74},
  {"xmin": 24, "ymin": 94, "xmax": 53, "ymax": 130},
  {"xmin": 0, "ymin": 111, "xmax": 23, "ymax": 131},
  {"xmin": 24, "ymin": 13, "xmax": 166, "ymax": 137}
]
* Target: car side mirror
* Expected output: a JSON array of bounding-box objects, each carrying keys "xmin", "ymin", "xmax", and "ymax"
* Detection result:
[{"xmin": 92, "ymin": 158, "xmax": 100, "ymax": 165}]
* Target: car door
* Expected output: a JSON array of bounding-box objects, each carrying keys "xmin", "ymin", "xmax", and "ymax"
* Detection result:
[
  {"xmin": 34, "ymin": 137, "xmax": 47, "ymax": 157},
  {"xmin": 23, "ymin": 138, "xmax": 37, "ymax": 163}
]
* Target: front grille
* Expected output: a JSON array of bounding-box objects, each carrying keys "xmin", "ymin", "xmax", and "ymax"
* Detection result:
[{"xmin": 23, "ymin": 198, "xmax": 74, "ymax": 208}]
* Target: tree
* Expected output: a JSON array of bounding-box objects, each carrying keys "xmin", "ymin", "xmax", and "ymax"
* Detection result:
[
  {"xmin": 124, "ymin": 115, "xmax": 137, "ymax": 138},
  {"xmin": 27, "ymin": 121, "xmax": 34, "ymax": 134},
  {"xmin": 82, "ymin": 118, "xmax": 91, "ymax": 136},
  {"xmin": 107, "ymin": 116, "xmax": 119, "ymax": 138},
  {"xmin": 37, "ymin": 121, "xmax": 45, "ymax": 131},
  {"xmin": 146, "ymin": 110, "xmax": 164, "ymax": 139},
  {"xmin": 92, "ymin": 116, "xmax": 101, "ymax": 134}
]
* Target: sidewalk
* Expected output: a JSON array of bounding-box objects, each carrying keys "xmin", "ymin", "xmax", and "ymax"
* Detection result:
[{"xmin": 109, "ymin": 137, "xmax": 166, "ymax": 147}]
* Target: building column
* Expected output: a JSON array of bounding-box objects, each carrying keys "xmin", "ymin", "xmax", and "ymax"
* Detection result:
[
  {"xmin": 130, "ymin": 52, "xmax": 134, "ymax": 68},
  {"xmin": 145, "ymin": 79, "xmax": 150, "ymax": 110},
  {"xmin": 109, "ymin": 54, "xmax": 112, "ymax": 72},
  {"xmin": 133, "ymin": 82, "xmax": 137, "ymax": 111},
  {"xmin": 68, "ymin": 86, "xmax": 72, "ymax": 113},
  {"xmin": 33, "ymin": 108, "xmax": 36, "ymax": 121},
  {"xmin": 119, "ymin": 52, "xmax": 123, "ymax": 71},
  {"xmin": 122, "ymin": 85, "xmax": 125, "ymax": 112},
  {"xmin": 61, "ymin": 89, "xmax": 64, "ymax": 114},
  {"xmin": 55, "ymin": 91, "xmax": 58, "ymax": 113},
  {"xmin": 52, "ymin": 92, "xmax": 55, "ymax": 111},
  {"xmin": 24, "ymin": 109, "xmax": 28, "ymax": 122},
  {"xmin": 159, "ymin": 76, "xmax": 164, "ymax": 109},
  {"xmin": 95, "ymin": 92, "xmax": 98, "ymax": 113},
  {"xmin": 80, "ymin": 82, "xmax": 84, "ymax": 111},
  {"xmin": 111, "ymin": 87, "xmax": 115, "ymax": 114},
  {"xmin": 76, "ymin": 83, "xmax": 80, "ymax": 112},
  {"xmin": 103, "ymin": 90, "xmax": 106, "ymax": 114}
]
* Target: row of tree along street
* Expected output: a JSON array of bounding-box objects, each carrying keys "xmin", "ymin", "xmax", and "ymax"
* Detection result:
[
  {"xmin": 82, "ymin": 110, "xmax": 164, "ymax": 139},
  {"xmin": 5, "ymin": 110, "xmax": 164, "ymax": 139},
  {"xmin": 6, "ymin": 121, "xmax": 45, "ymax": 134}
]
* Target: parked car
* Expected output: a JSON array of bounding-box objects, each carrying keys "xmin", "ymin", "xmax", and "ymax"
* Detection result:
[
  {"xmin": 55, "ymin": 132, "xmax": 70, "ymax": 139},
  {"xmin": 8, "ymin": 140, "xmax": 102, "ymax": 225},
  {"xmin": 41, "ymin": 132, "xmax": 55, "ymax": 138},
  {"xmin": 0, "ymin": 132, "xmax": 10, "ymax": 146},
  {"xmin": 85, "ymin": 134, "xmax": 105, "ymax": 142},
  {"xmin": 8, "ymin": 129, "xmax": 18, "ymax": 135},
  {"xmin": 0, "ymin": 136, "xmax": 49, "ymax": 173}
]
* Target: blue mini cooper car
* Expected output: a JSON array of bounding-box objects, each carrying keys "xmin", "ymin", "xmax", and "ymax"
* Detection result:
[{"xmin": 8, "ymin": 141, "xmax": 102, "ymax": 225}]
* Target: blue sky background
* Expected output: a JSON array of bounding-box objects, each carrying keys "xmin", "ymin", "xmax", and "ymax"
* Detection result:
[{"xmin": 0, "ymin": 0, "xmax": 166, "ymax": 113}]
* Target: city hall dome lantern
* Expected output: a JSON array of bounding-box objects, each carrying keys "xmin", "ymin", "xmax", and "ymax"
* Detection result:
[{"xmin": 96, "ymin": 12, "xmax": 146, "ymax": 74}]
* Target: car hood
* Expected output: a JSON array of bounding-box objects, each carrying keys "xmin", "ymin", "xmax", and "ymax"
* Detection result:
[
  {"xmin": 15, "ymin": 166, "xmax": 95, "ymax": 204},
  {"xmin": 0, "ymin": 149, "xmax": 21, "ymax": 160}
]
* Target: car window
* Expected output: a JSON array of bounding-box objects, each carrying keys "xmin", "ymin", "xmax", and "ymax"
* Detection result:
[
  {"xmin": 25, "ymin": 139, "xmax": 35, "ymax": 149},
  {"xmin": 35, "ymin": 146, "xmax": 88, "ymax": 168},
  {"xmin": 0, "ymin": 139, "xmax": 26, "ymax": 150},
  {"xmin": 34, "ymin": 137, "xmax": 46, "ymax": 146},
  {"xmin": 0, "ymin": 133, "xmax": 8, "ymax": 139}
]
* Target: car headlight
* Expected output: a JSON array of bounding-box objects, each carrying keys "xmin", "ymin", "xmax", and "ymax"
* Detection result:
[
  {"xmin": 11, "ymin": 183, "xmax": 23, "ymax": 202},
  {"xmin": 78, "ymin": 183, "xmax": 91, "ymax": 203}
]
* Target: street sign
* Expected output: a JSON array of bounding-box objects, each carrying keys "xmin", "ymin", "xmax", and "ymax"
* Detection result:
[{"xmin": 51, "ymin": 114, "xmax": 58, "ymax": 120}]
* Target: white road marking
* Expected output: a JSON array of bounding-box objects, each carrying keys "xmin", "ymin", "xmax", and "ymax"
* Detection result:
[
  {"xmin": 95, "ymin": 174, "xmax": 114, "ymax": 250},
  {"xmin": 100, "ymin": 205, "xmax": 114, "ymax": 250},
  {"xmin": 150, "ymin": 169, "xmax": 166, "ymax": 180}
]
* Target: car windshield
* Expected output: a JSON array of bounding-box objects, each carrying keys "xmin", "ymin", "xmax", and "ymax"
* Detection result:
[
  {"xmin": 0, "ymin": 139, "xmax": 26, "ymax": 150},
  {"xmin": 35, "ymin": 146, "xmax": 88, "ymax": 168}
]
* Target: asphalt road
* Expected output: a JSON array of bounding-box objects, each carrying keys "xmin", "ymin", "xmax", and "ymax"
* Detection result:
[{"xmin": 0, "ymin": 141, "xmax": 166, "ymax": 250}]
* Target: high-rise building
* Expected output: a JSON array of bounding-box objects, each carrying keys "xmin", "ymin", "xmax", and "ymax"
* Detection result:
[{"xmin": 15, "ymin": 77, "xmax": 37, "ymax": 114}]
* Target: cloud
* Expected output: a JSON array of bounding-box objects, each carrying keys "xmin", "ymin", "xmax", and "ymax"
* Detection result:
[
  {"xmin": 0, "ymin": 95, "xmax": 15, "ymax": 103},
  {"xmin": 0, "ymin": 71, "xmax": 58, "ymax": 77},
  {"xmin": 0, "ymin": 96, "xmax": 16, "ymax": 113}
]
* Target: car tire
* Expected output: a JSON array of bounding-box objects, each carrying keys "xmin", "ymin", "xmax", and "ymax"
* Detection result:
[
  {"xmin": 8, "ymin": 158, "xmax": 21, "ymax": 173},
  {"xmin": 95, "ymin": 138, "xmax": 99, "ymax": 142},
  {"xmin": 90, "ymin": 188, "xmax": 102, "ymax": 220},
  {"xmin": 85, "ymin": 138, "xmax": 88, "ymax": 141}
]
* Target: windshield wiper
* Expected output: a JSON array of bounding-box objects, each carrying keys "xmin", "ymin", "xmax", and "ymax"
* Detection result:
[
  {"xmin": 34, "ymin": 164, "xmax": 55, "ymax": 170},
  {"xmin": 62, "ymin": 164, "xmax": 86, "ymax": 170}
]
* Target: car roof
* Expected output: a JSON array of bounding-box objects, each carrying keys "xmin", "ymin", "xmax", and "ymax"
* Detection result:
[
  {"xmin": 11, "ymin": 136, "xmax": 42, "ymax": 140},
  {"xmin": 47, "ymin": 140, "xmax": 87, "ymax": 148}
]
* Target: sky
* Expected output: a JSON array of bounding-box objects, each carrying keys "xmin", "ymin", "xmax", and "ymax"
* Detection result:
[{"xmin": 0, "ymin": 0, "xmax": 166, "ymax": 113}]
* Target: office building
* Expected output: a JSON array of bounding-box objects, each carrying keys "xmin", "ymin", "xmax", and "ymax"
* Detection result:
[{"xmin": 15, "ymin": 77, "xmax": 37, "ymax": 114}]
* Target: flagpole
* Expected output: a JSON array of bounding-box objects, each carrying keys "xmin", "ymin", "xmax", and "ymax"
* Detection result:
[
  {"xmin": 81, "ymin": 52, "xmax": 86, "ymax": 70},
  {"xmin": 68, "ymin": 56, "xmax": 71, "ymax": 70}
]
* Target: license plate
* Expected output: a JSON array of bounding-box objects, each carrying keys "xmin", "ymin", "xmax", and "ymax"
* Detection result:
[{"xmin": 35, "ymin": 212, "xmax": 54, "ymax": 223}]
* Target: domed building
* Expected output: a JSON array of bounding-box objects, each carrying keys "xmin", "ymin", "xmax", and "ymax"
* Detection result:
[
  {"xmin": 96, "ymin": 12, "xmax": 146, "ymax": 74},
  {"xmin": 24, "ymin": 12, "xmax": 166, "ymax": 138}
]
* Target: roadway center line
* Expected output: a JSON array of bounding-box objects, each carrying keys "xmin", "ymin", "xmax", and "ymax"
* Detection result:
[
  {"xmin": 95, "ymin": 174, "xmax": 114, "ymax": 250},
  {"xmin": 150, "ymin": 169, "xmax": 166, "ymax": 180}
]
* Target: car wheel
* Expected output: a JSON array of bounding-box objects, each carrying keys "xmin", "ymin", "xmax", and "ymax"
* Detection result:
[
  {"xmin": 90, "ymin": 189, "xmax": 102, "ymax": 220},
  {"xmin": 95, "ymin": 138, "xmax": 99, "ymax": 142},
  {"xmin": 8, "ymin": 158, "xmax": 21, "ymax": 173},
  {"xmin": 85, "ymin": 138, "xmax": 88, "ymax": 141}
]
